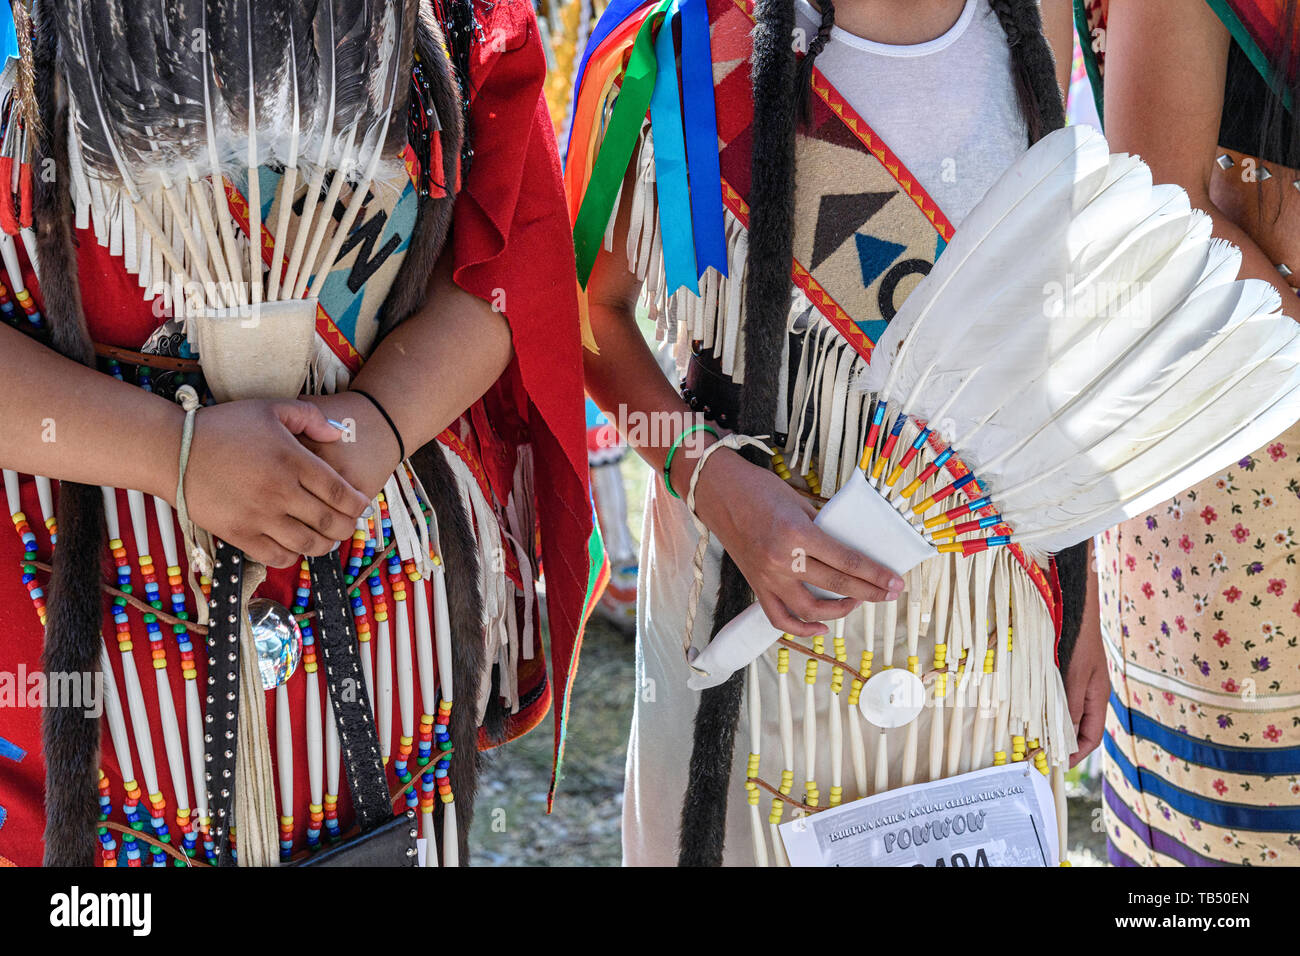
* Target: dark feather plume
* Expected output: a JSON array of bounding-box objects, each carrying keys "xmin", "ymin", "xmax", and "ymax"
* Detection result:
[
  {"xmin": 50, "ymin": 0, "xmax": 127, "ymax": 184},
  {"xmin": 353, "ymin": 0, "xmax": 416, "ymax": 160},
  {"xmin": 314, "ymin": 0, "xmax": 372, "ymax": 148}
]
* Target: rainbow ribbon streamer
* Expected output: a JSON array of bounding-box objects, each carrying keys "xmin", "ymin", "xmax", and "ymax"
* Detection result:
[{"xmin": 568, "ymin": 0, "xmax": 726, "ymax": 290}]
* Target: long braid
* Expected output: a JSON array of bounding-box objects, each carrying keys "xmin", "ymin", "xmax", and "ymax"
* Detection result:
[
  {"xmin": 987, "ymin": 0, "xmax": 1065, "ymax": 143},
  {"xmin": 796, "ymin": 0, "xmax": 836, "ymax": 122},
  {"xmin": 678, "ymin": 0, "xmax": 800, "ymax": 867}
]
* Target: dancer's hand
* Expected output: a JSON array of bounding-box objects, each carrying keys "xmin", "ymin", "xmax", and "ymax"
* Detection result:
[
  {"xmin": 296, "ymin": 392, "xmax": 404, "ymax": 502},
  {"xmin": 1065, "ymin": 622, "xmax": 1109, "ymax": 767},
  {"xmin": 181, "ymin": 399, "xmax": 370, "ymax": 567},
  {"xmin": 691, "ymin": 447, "xmax": 905, "ymax": 637},
  {"xmin": 1066, "ymin": 548, "xmax": 1109, "ymax": 767}
]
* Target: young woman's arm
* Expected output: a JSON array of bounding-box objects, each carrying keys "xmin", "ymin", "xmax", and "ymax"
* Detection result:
[
  {"xmin": 0, "ymin": 323, "xmax": 370, "ymax": 568},
  {"xmin": 1039, "ymin": 0, "xmax": 1075, "ymax": 95},
  {"xmin": 1064, "ymin": 0, "xmax": 1300, "ymax": 764},
  {"xmin": 583, "ymin": 168, "xmax": 904, "ymax": 639},
  {"xmin": 300, "ymin": 255, "xmax": 516, "ymax": 500},
  {"xmin": 1105, "ymin": 0, "xmax": 1300, "ymax": 309}
]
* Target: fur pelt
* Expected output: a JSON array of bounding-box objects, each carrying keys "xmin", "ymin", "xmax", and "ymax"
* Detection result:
[
  {"xmin": 377, "ymin": 8, "xmax": 482, "ymax": 861},
  {"xmin": 407, "ymin": 442, "xmax": 485, "ymax": 863},
  {"xmin": 34, "ymin": 0, "xmax": 105, "ymax": 868}
]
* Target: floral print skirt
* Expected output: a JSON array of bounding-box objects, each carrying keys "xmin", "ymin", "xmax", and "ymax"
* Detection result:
[{"xmin": 1096, "ymin": 422, "xmax": 1300, "ymax": 866}]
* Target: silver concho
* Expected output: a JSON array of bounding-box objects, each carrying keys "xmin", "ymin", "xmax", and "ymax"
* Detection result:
[{"xmin": 248, "ymin": 598, "xmax": 303, "ymax": 690}]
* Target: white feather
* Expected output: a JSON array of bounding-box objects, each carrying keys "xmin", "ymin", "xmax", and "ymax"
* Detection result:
[
  {"xmin": 865, "ymin": 126, "xmax": 1113, "ymax": 402},
  {"xmin": 858, "ymin": 129, "xmax": 1300, "ymax": 562}
]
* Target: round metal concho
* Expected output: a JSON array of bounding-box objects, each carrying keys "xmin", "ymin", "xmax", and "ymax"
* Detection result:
[
  {"xmin": 858, "ymin": 668, "xmax": 925, "ymax": 728},
  {"xmin": 249, "ymin": 598, "xmax": 303, "ymax": 690}
]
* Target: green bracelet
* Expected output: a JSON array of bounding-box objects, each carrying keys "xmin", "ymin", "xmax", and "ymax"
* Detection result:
[{"xmin": 663, "ymin": 424, "xmax": 719, "ymax": 500}]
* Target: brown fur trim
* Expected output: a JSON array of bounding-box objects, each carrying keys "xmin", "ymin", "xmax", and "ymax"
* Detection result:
[
  {"xmin": 407, "ymin": 441, "xmax": 484, "ymax": 863},
  {"xmin": 33, "ymin": 0, "xmax": 105, "ymax": 867}
]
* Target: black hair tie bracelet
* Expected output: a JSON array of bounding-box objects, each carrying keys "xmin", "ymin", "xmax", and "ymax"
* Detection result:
[{"xmin": 350, "ymin": 388, "xmax": 407, "ymax": 462}]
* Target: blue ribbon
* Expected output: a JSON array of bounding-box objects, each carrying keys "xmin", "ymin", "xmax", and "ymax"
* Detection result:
[
  {"xmin": 677, "ymin": 0, "xmax": 727, "ymax": 278},
  {"xmin": 649, "ymin": 1, "xmax": 698, "ymax": 295},
  {"xmin": 1104, "ymin": 731, "xmax": 1300, "ymax": 831},
  {"xmin": 0, "ymin": 735, "xmax": 25, "ymax": 835},
  {"xmin": 1110, "ymin": 691, "xmax": 1300, "ymax": 775},
  {"xmin": 0, "ymin": 6, "xmax": 16, "ymax": 65}
]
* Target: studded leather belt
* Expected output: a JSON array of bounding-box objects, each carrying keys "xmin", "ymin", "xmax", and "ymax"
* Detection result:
[
  {"xmin": 201, "ymin": 540, "xmax": 245, "ymax": 867},
  {"xmin": 201, "ymin": 544, "xmax": 412, "ymax": 866}
]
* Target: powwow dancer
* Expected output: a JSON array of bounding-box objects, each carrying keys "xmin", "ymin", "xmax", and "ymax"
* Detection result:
[
  {"xmin": 1076, "ymin": 0, "xmax": 1300, "ymax": 867},
  {"xmin": 573, "ymin": 0, "xmax": 1096, "ymax": 865},
  {"xmin": 577, "ymin": 0, "xmax": 1300, "ymax": 868},
  {"xmin": 586, "ymin": 399, "xmax": 640, "ymax": 634},
  {"xmin": 0, "ymin": 0, "xmax": 597, "ymax": 867}
]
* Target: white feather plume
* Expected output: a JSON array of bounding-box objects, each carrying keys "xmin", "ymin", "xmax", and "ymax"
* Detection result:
[{"xmin": 859, "ymin": 125, "xmax": 1300, "ymax": 560}]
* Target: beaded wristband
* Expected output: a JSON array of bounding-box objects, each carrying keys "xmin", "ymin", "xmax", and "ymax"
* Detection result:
[{"xmin": 663, "ymin": 424, "xmax": 719, "ymax": 500}]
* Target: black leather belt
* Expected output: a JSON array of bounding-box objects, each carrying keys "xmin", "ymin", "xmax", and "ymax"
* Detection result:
[{"xmin": 306, "ymin": 553, "xmax": 391, "ymax": 833}]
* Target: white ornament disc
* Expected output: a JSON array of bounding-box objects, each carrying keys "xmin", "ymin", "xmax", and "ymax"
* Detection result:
[{"xmin": 858, "ymin": 668, "xmax": 925, "ymax": 728}]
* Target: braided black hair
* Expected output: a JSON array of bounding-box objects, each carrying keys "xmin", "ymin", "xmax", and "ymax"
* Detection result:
[
  {"xmin": 795, "ymin": 0, "xmax": 836, "ymax": 122},
  {"xmin": 434, "ymin": 0, "xmax": 478, "ymax": 173},
  {"xmin": 677, "ymin": 0, "xmax": 802, "ymax": 865},
  {"xmin": 987, "ymin": 0, "xmax": 1065, "ymax": 145},
  {"xmin": 1251, "ymin": 0, "xmax": 1299, "ymax": 171}
]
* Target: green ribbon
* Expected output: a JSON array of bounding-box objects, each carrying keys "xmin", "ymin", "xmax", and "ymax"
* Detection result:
[{"xmin": 572, "ymin": 0, "xmax": 673, "ymax": 287}]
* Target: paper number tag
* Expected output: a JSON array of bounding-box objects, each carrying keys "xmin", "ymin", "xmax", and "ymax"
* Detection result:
[{"xmin": 778, "ymin": 762, "xmax": 1059, "ymax": 867}]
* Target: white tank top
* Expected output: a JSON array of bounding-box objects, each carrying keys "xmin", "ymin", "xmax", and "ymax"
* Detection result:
[{"xmin": 793, "ymin": 0, "xmax": 1030, "ymax": 227}]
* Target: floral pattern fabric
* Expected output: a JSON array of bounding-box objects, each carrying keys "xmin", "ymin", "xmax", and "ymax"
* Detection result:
[{"xmin": 1097, "ymin": 421, "xmax": 1300, "ymax": 866}]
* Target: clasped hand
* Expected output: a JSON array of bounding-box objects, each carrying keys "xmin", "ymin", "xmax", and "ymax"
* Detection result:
[{"xmin": 179, "ymin": 393, "xmax": 400, "ymax": 568}]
